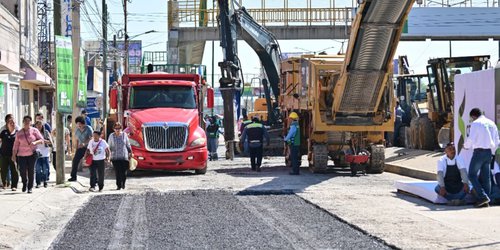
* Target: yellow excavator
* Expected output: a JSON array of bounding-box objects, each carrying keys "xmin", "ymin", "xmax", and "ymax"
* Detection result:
[{"xmin": 281, "ymin": 0, "xmax": 415, "ymax": 174}]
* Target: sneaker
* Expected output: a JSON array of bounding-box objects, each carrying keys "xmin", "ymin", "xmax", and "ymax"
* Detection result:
[
  {"xmin": 44, "ymin": 182, "xmax": 47, "ymax": 188},
  {"xmin": 89, "ymin": 187, "xmax": 95, "ymax": 192},
  {"xmin": 474, "ymin": 197, "xmax": 491, "ymax": 208},
  {"xmin": 116, "ymin": 187, "xmax": 121, "ymax": 190},
  {"xmin": 98, "ymin": 188, "xmax": 103, "ymax": 192},
  {"xmin": 67, "ymin": 178, "xmax": 76, "ymax": 182},
  {"xmin": 35, "ymin": 184, "xmax": 40, "ymax": 188},
  {"xmin": 447, "ymin": 199, "xmax": 466, "ymax": 206},
  {"xmin": 12, "ymin": 188, "xmax": 17, "ymax": 191},
  {"xmin": 27, "ymin": 189, "xmax": 32, "ymax": 194},
  {"xmin": 22, "ymin": 185, "xmax": 26, "ymax": 192}
]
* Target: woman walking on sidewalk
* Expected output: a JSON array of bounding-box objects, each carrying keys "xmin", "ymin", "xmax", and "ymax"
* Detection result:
[
  {"xmin": 108, "ymin": 123, "xmax": 132, "ymax": 190},
  {"xmin": 12, "ymin": 116, "xmax": 44, "ymax": 193},
  {"xmin": 85, "ymin": 131, "xmax": 110, "ymax": 192},
  {"xmin": 0, "ymin": 119, "xmax": 19, "ymax": 191},
  {"xmin": 34, "ymin": 121, "xmax": 53, "ymax": 188}
]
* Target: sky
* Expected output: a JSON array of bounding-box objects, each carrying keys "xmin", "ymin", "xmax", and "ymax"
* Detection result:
[{"xmin": 80, "ymin": 0, "xmax": 500, "ymax": 86}]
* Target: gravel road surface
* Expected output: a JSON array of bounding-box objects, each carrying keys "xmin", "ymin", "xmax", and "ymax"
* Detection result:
[{"xmin": 51, "ymin": 191, "xmax": 390, "ymax": 250}]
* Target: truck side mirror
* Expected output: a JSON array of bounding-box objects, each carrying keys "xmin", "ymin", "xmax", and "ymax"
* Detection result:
[{"xmin": 207, "ymin": 88, "xmax": 214, "ymax": 109}]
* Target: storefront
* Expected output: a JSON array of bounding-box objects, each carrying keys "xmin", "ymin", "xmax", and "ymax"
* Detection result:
[
  {"xmin": 0, "ymin": 75, "xmax": 22, "ymax": 125},
  {"xmin": 20, "ymin": 59, "xmax": 54, "ymax": 122}
]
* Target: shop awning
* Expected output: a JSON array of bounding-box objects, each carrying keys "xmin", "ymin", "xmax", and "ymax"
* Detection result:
[{"xmin": 21, "ymin": 59, "xmax": 54, "ymax": 89}]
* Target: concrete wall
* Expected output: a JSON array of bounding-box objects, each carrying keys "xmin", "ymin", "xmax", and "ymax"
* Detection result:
[{"xmin": 0, "ymin": 3, "xmax": 19, "ymax": 73}]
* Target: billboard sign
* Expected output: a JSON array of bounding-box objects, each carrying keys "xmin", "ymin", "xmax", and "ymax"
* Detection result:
[
  {"xmin": 61, "ymin": 0, "xmax": 72, "ymax": 37},
  {"xmin": 77, "ymin": 50, "xmax": 87, "ymax": 107},
  {"xmin": 55, "ymin": 36, "xmax": 73, "ymax": 113},
  {"xmin": 404, "ymin": 8, "xmax": 500, "ymax": 38}
]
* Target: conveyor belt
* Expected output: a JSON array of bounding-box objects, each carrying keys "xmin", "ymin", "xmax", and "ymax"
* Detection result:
[{"xmin": 337, "ymin": 0, "xmax": 414, "ymax": 113}]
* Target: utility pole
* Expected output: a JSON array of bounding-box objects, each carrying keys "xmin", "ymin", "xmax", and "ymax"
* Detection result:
[
  {"xmin": 113, "ymin": 34, "xmax": 117, "ymax": 81},
  {"xmin": 114, "ymin": 34, "xmax": 123, "ymax": 125},
  {"xmin": 124, "ymin": 0, "xmax": 129, "ymax": 74},
  {"xmin": 71, "ymin": 0, "xmax": 81, "ymax": 164},
  {"xmin": 102, "ymin": 1, "xmax": 108, "ymax": 124},
  {"xmin": 54, "ymin": 0, "xmax": 65, "ymax": 185}
]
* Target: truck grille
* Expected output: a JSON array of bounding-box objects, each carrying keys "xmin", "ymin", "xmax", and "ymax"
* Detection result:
[{"xmin": 143, "ymin": 124, "xmax": 188, "ymax": 152}]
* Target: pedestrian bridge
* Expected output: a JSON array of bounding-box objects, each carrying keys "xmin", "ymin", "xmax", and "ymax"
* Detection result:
[{"xmin": 167, "ymin": 0, "xmax": 500, "ymax": 64}]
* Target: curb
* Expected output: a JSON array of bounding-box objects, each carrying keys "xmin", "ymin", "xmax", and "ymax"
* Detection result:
[{"xmin": 384, "ymin": 163, "xmax": 436, "ymax": 181}]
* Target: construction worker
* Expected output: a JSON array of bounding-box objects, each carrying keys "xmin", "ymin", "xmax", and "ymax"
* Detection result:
[
  {"xmin": 285, "ymin": 112, "xmax": 301, "ymax": 175},
  {"xmin": 239, "ymin": 115, "xmax": 252, "ymax": 156},
  {"xmin": 206, "ymin": 117, "xmax": 221, "ymax": 161},
  {"xmin": 240, "ymin": 116, "xmax": 269, "ymax": 172}
]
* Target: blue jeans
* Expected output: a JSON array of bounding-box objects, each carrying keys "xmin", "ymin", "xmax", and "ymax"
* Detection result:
[
  {"xmin": 434, "ymin": 185, "xmax": 466, "ymax": 201},
  {"xmin": 35, "ymin": 157, "xmax": 50, "ymax": 185},
  {"xmin": 491, "ymin": 185, "xmax": 500, "ymax": 200},
  {"xmin": 468, "ymin": 149, "xmax": 492, "ymax": 200}
]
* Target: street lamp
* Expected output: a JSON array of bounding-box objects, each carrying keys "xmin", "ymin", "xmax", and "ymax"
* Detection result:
[{"xmin": 124, "ymin": 29, "xmax": 157, "ymax": 74}]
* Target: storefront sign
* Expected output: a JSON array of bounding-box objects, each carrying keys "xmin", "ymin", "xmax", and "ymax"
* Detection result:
[
  {"xmin": 77, "ymin": 51, "xmax": 87, "ymax": 107},
  {"xmin": 55, "ymin": 36, "xmax": 73, "ymax": 113}
]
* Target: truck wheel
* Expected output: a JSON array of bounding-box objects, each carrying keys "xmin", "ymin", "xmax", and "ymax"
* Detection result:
[
  {"xmin": 409, "ymin": 117, "xmax": 420, "ymax": 149},
  {"xmin": 398, "ymin": 126, "xmax": 407, "ymax": 148},
  {"xmin": 367, "ymin": 145, "xmax": 385, "ymax": 174},
  {"xmin": 195, "ymin": 164, "xmax": 207, "ymax": 175},
  {"xmin": 309, "ymin": 144, "xmax": 328, "ymax": 173},
  {"xmin": 418, "ymin": 117, "xmax": 436, "ymax": 151}
]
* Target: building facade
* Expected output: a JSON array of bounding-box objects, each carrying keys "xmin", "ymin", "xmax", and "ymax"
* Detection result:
[{"xmin": 0, "ymin": 0, "xmax": 53, "ymax": 126}]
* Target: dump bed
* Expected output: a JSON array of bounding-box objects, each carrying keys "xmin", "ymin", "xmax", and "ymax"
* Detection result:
[
  {"xmin": 122, "ymin": 73, "xmax": 201, "ymax": 86},
  {"xmin": 333, "ymin": 0, "xmax": 415, "ymax": 116}
]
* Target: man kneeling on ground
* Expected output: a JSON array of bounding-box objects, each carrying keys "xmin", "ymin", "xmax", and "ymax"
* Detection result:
[{"xmin": 435, "ymin": 143, "xmax": 470, "ymax": 205}]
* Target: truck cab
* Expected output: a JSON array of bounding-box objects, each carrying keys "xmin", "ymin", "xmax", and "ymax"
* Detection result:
[{"xmin": 111, "ymin": 73, "xmax": 213, "ymax": 174}]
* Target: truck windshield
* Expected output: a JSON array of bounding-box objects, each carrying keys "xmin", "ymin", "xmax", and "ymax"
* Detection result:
[{"xmin": 129, "ymin": 85, "xmax": 196, "ymax": 109}]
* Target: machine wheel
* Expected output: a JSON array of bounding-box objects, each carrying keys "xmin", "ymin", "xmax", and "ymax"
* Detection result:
[
  {"xmin": 409, "ymin": 117, "xmax": 420, "ymax": 149},
  {"xmin": 367, "ymin": 144, "xmax": 385, "ymax": 174},
  {"xmin": 418, "ymin": 117, "xmax": 436, "ymax": 151},
  {"xmin": 397, "ymin": 125, "xmax": 407, "ymax": 148},
  {"xmin": 309, "ymin": 144, "xmax": 328, "ymax": 173},
  {"xmin": 195, "ymin": 164, "xmax": 207, "ymax": 175}
]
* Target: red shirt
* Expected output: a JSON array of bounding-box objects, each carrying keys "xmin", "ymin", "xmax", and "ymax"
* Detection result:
[{"xmin": 13, "ymin": 127, "xmax": 43, "ymax": 157}]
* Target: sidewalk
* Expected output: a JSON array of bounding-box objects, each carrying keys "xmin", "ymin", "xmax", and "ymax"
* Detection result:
[
  {"xmin": 384, "ymin": 147, "xmax": 442, "ymax": 180},
  {"xmin": 0, "ymin": 160, "xmax": 89, "ymax": 249}
]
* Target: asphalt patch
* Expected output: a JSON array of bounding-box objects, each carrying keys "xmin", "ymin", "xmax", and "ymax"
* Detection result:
[{"xmin": 51, "ymin": 190, "xmax": 391, "ymax": 249}]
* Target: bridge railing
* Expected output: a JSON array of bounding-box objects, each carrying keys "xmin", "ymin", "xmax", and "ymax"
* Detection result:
[{"xmin": 172, "ymin": 7, "xmax": 355, "ymax": 28}]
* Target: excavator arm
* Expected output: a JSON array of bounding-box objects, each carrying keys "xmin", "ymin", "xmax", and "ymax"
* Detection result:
[
  {"xmin": 332, "ymin": 0, "xmax": 415, "ymax": 125},
  {"xmin": 236, "ymin": 6, "xmax": 281, "ymax": 125},
  {"xmin": 216, "ymin": 0, "xmax": 282, "ymax": 158}
]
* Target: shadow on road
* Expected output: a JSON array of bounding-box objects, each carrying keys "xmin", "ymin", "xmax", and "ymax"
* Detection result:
[
  {"xmin": 385, "ymin": 147, "xmax": 443, "ymax": 163},
  {"xmin": 215, "ymin": 159, "xmax": 371, "ymax": 194},
  {"xmin": 393, "ymin": 191, "xmax": 477, "ymax": 211}
]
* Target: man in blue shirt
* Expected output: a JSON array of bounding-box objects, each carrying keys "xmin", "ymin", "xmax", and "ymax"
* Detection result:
[
  {"xmin": 284, "ymin": 112, "xmax": 301, "ymax": 175},
  {"xmin": 81, "ymin": 110, "xmax": 92, "ymax": 126},
  {"xmin": 35, "ymin": 113, "xmax": 52, "ymax": 133},
  {"xmin": 240, "ymin": 116, "xmax": 269, "ymax": 172}
]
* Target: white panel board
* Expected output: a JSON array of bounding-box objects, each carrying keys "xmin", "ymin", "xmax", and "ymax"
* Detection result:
[
  {"xmin": 395, "ymin": 181, "xmax": 448, "ymax": 204},
  {"xmin": 454, "ymin": 69, "xmax": 496, "ymax": 169},
  {"xmin": 405, "ymin": 8, "xmax": 500, "ymax": 38}
]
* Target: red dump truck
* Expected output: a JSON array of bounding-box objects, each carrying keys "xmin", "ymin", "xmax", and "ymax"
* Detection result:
[{"xmin": 109, "ymin": 73, "xmax": 214, "ymax": 174}]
